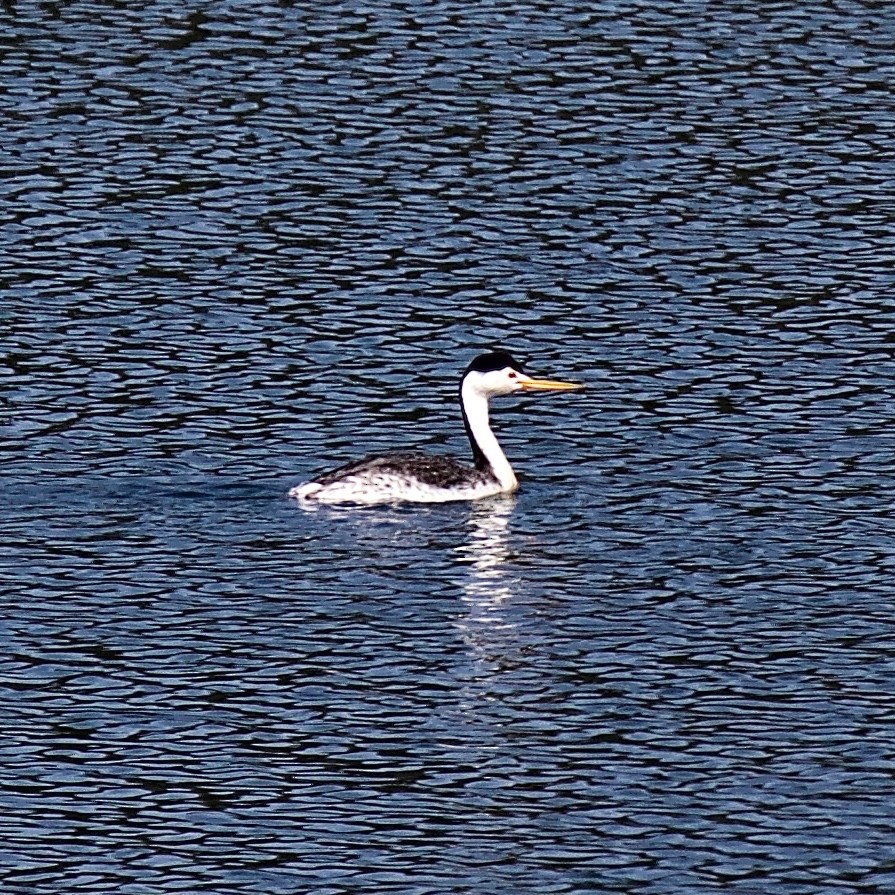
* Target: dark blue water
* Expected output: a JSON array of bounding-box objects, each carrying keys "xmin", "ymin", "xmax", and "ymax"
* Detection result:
[{"xmin": 3, "ymin": 1, "xmax": 895, "ymax": 892}]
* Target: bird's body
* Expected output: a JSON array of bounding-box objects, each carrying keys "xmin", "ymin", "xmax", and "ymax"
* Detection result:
[
  {"xmin": 292, "ymin": 452, "xmax": 503, "ymax": 505},
  {"xmin": 290, "ymin": 351, "xmax": 581, "ymax": 506}
]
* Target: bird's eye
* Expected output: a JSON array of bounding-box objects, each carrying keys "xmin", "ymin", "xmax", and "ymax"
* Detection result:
[{"xmin": 507, "ymin": 371, "xmax": 517, "ymax": 379}]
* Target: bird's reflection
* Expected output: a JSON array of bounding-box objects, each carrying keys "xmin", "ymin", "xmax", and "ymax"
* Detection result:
[{"xmin": 453, "ymin": 496, "xmax": 523, "ymax": 670}]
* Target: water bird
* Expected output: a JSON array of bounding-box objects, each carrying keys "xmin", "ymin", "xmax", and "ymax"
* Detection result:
[{"xmin": 290, "ymin": 351, "xmax": 582, "ymax": 506}]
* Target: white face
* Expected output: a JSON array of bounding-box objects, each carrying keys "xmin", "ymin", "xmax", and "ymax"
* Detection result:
[{"xmin": 466, "ymin": 367, "xmax": 526, "ymax": 397}]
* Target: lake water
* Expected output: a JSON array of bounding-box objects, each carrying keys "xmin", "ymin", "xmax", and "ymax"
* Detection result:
[{"xmin": 3, "ymin": 1, "xmax": 895, "ymax": 892}]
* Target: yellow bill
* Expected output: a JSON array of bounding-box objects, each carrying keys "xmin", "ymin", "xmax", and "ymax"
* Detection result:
[{"xmin": 518, "ymin": 376, "xmax": 584, "ymax": 391}]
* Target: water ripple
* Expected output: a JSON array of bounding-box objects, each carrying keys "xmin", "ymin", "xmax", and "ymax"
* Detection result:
[{"xmin": 3, "ymin": 0, "xmax": 895, "ymax": 892}]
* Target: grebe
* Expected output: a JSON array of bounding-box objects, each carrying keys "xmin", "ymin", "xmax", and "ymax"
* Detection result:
[{"xmin": 290, "ymin": 351, "xmax": 582, "ymax": 506}]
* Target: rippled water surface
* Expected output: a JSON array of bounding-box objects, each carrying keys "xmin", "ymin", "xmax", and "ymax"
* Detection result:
[{"xmin": 4, "ymin": 1, "xmax": 895, "ymax": 892}]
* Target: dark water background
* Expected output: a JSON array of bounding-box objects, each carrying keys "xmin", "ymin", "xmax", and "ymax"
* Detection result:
[{"xmin": 3, "ymin": 1, "xmax": 895, "ymax": 892}]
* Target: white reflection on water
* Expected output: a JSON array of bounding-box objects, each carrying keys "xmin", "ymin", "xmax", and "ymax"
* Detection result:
[
  {"xmin": 453, "ymin": 496, "xmax": 521, "ymax": 668},
  {"xmin": 458, "ymin": 498, "xmax": 516, "ymax": 601}
]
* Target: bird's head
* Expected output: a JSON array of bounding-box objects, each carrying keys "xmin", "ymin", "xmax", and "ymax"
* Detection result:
[{"xmin": 462, "ymin": 351, "xmax": 583, "ymax": 398}]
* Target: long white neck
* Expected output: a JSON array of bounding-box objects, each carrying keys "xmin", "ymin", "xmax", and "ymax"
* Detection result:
[{"xmin": 460, "ymin": 380, "xmax": 518, "ymax": 492}]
